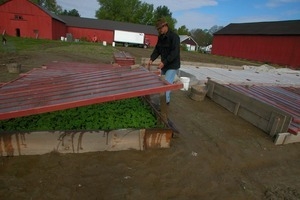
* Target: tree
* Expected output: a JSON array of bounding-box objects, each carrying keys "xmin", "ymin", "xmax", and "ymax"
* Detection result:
[
  {"xmin": 95, "ymin": 0, "xmax": 153, "ymax": 24},
  {"xmin": 208, "ymin": 25, "xmax": 223, "ymax": 34},
  {"xmin": 95, "ymin": 0, "xmax": 177, "ymax": 29},
  {"xmin": 133, "ymin": 2, "xmax": 154, "ymax": 25},
  {"xmin": 177, "ymin": 25, "xmax": 190, "ymax": 35},
  {"xmin": 152, "ymin": 6, "xmax": 177, "ymax": 30},
  {"xmin": 60, "ymin": 9, "xmax": 80, "ymax": 17},
  {"xmin": 30, "ymin": 0, "xmax": 62, "ymax": 14},
  {"xmin": 190, "ymin": 28, "xmax": 213, "ymax": 47},
  {"xmin": 0, "ymin": 0, "xmax": 8, "ymax": 4}
]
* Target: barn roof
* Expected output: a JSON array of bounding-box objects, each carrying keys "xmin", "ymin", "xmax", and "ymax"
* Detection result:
[
  {"xmin": 179, "ymin": 35, "xmax": 198, "ymax": 46},
  {"xmin": 35, "ymin": 3, "xmax": 65, "ymax": 23},
  {"xmin": 59, "ymin": 15, "xmax": 158, "ymax": 35},
  {"xmin": 214, "ymin": 20, "xmax": 300, "ymax": 35}
]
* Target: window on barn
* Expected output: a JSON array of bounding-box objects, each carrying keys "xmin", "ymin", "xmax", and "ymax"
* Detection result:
[{"xmin": 14, "ymin": 15, "xmax": 24, "ymax": 20}]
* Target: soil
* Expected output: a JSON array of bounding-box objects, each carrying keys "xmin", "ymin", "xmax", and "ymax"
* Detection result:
[{"xmin": 0, "ymin": 46, "xmax": 300, "ymax": 200}]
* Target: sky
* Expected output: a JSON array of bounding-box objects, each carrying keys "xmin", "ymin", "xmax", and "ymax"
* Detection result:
[{"xmin": 56, "ymin": 0, "xmax": 300, "ymax": 30}]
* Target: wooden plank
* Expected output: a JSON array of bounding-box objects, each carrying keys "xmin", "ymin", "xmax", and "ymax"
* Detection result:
[
  {"xmin": 206, "ymin": 80, "xmax": 293, "ymax": 137},
  {"xmin": 160, "ymin": 92, "xmax": 168, "ymax": 123},
  {"xmin": 237, "ymin": 106, "xmax": 271, "ymax": 132},
  {"xmin": 208, "ymin": 82, "xmax": 277, "ymax": 121},
  {"xmin": 268, "ymin": 112, "xmax": 288, "ymax": 137}
]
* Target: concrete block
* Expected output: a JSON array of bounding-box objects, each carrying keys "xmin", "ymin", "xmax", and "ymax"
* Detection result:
[{"xmin": 274, "ymin": 132, "xmax": 300, "ymax": 145}]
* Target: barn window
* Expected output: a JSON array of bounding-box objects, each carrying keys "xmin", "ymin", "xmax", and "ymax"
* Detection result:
[{"xmin": 14, "ymin": 15, "xmax": 24, "ymax": 20}]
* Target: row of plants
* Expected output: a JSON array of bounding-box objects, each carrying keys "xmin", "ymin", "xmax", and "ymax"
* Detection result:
[{"xmin": 0, "ymin": 98, "xmax": 158, "ymax": 132}]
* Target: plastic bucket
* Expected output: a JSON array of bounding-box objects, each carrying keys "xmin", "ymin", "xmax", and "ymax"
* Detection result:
[
  {"xmin": 180, "ymin": 77, "xmax": 190, "ymax": 91},
  {"xmin": 103, "ymin": 41, "xmax": 107, "ymax": 46}
]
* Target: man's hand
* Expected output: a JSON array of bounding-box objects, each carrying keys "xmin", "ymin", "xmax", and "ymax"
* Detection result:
[
  {"xmin": 147, "ymin": 60, "xmax": 152, "ymax": 69},
  {"xmin": 158, "ymin": 62, "xmax": 164, "ymax": 69}
]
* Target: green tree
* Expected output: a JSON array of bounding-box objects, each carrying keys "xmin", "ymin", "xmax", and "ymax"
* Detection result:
[
  {"xmin": 0, "ymin": 0, "xmax": 8, "ymax": 4},
  {"xmin": 133, "ymin": 2, "xmax": 154, "ymax": 25},
  {"xmin": 96, "ymin": 0, "xmax": 153, "ymax": 24},
  {"xmin": 209, "ymin": 25, "xmax": 223, "ymax": 34},
  {"xmin": 152, "ymin": 6, "xmax": 177, "ymax": 30},
  {"xmin": 30, "ymin": 0, "xmax": 62, "ymax": 14},
  {"xmin": 95, "ymin": 0, "xmax": 177, "ymax": 29},
  {"xmin": 60, "ymin": 9, "xmax": 80, "ymax": 17},
  {"xmin": 190, "ymin": 28, "xmax": 213, "ymax": 47},
  {"xmin": 177, "ymin": 25, "xmax": 190, "ymax": 35}
]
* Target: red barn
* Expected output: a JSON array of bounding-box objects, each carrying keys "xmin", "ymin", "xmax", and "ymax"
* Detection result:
[
  {"xmin": 58, "ymin": 15, "xmax": 158, "ymax": 46},
  {"xmin": 0, "ymin": 0, "xmax": 66, "ymax": 40},
  {"xmin": 212, "ymin": 20, "xmax": 300, "ymax": 69},
  {"xmin": 0, "ymin": 0, "xmax": 158, "ymax": 46}
]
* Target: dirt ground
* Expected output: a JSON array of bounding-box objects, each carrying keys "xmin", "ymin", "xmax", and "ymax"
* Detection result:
[{"xmin": 0, "ymin": 47, "xmax": 300, "ymax": 200}]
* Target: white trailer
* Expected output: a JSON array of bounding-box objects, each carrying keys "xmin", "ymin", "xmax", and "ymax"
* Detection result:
[{"xmin": 114, "ymin": 30, "xmax": 149, "ymax": 48}]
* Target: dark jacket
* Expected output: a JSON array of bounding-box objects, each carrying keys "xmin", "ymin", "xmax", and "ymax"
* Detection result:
[{"xmin": 150, "ymin": 29, "xmax": 180, "ymax": 73}]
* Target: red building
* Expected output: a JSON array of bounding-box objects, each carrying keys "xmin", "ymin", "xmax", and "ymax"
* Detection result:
[
  {"xmin": 0, "ymin": 0, "xmax": 66, "ymax": 40},
  {"xmin": 179, "ymin": 35, "xmax": 198, "ymax": 51},
  {"xmin": 212, "ymin": 20, "xmax": 300, "ymax": 69},
  {"xmin": 0, "ymin": 0, "xmax": 158, "ymax": 46},
  {"xmin": 59, "ymin": 15, "xmax": 158, "ymax": 46}
]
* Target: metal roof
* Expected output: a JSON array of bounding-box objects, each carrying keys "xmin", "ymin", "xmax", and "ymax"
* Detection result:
[
  {"xmin": 0, "ymin": 62, "xmax": 183, "ymax": 120},
  {"xmin": 214, "ymin": 20, "xmax": 300, "ymax": 35},
  {"xmin": 35, "ymin": 3, "xmax": 65, "ymax": 23},
  {"xmin": 58, "ymin": 15, "xmax": 158, "ymax": 35},
  {"xmin": 179, "ymin": 35, "xmax": 199, "ymax": 46}
]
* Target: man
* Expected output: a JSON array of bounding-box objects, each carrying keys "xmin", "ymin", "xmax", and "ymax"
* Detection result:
[{"xmin": 148, "ymin": 18, "xmax": 181, "ymax": 104}]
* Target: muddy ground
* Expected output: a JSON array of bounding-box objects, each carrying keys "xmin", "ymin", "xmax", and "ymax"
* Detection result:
[{"xmin": 0, "ymin": 46, "xmax": 300, "ymax": 200}]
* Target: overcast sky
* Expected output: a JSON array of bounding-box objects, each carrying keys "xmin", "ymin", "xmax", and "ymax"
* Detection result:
[{"xmin": 56, "ymin": 0, "xmax": 300, "ymax": 30}]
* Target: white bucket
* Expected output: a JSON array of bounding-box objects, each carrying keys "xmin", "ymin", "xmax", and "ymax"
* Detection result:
[
  {"xmin": 103, "ymin": 41, "xmax": 107, "ymax": 46},
  {"xmin": 60, "ymin": 36, "xmax": 64, "ymax": 41},
  {"xmin": 112, "ymin": 42, "xmax": 115, "ymax": 47},
  {"xmin": 180, "ymin": 77, "xmax": 190, "ymax": 91}
]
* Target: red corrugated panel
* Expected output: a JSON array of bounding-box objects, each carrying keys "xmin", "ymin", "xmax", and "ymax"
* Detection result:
[
  {"xmin": 0, "ymin": 62, "xmax": 183, "ymax": 120},
  {"xmin": 114, "ymin": 51, "xmax": 135, "ymax": 66},
  {"xmin": 227, "ymin": 85, "xmax": 300, "ymax": 135}
]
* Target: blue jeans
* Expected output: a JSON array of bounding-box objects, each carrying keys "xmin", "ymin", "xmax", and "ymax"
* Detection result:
[{"xmin": 161, "ymin": 69, "xmax": 178, "ymax": 103}]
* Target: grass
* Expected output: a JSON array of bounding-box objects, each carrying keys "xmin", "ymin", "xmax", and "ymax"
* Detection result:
[
  {"xmin": 0, "ymin": 36, "xmax": 265, "ymax": 83},
  {"xmin": 0, "ymin": 36, "xmax": 116, "ymax": 59},
  {"xmin": 0, "ymin": 36, "xmax": 67, "ymax": 54},
  {"xmin": 0, "ymin": 36, "xmax": 117, "ymax": 82}
]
